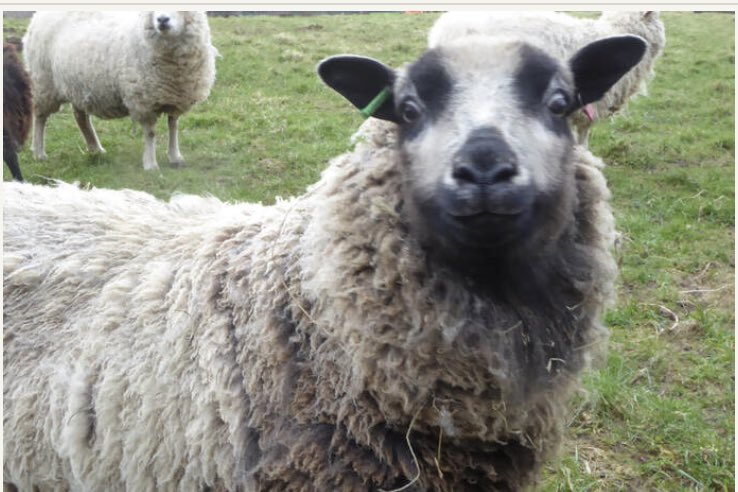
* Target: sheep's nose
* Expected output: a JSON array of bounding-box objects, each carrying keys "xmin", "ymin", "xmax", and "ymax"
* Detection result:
[
  {"xmin": 157, "ymin": 15, "xmax": 171, "ymax": 29},
  {"xmin": 453, "ymin": 127, "xmax": 518, "ymax": 186}
]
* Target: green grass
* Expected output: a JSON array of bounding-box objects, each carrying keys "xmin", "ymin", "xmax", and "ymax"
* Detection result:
[
  {"xmin": 543, "ymin": 12, "xmax": 735, "ymax": 491},
  {"xmin": 4, "ymin": 11, "xmax": 734, "ymax": 491},
  {"xmin": 3, "ymin": 13, "xmax": 433, "ymax": 202}
]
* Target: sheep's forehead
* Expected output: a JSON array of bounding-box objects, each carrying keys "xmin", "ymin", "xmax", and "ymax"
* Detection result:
[
  {"xmin": 399, "ymin": 41, "xmax": 572, "ymax": 124},
  {"xmin": 442, "ymin": 40, "xmax": 530, "ymax": 78}
]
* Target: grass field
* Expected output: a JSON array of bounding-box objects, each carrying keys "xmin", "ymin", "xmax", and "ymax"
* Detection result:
[{"xmin": 3, "ymin": 11, "xmax": 734, "ymax": 491}]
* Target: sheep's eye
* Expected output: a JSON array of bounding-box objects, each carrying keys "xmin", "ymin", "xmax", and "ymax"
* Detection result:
[
  {"xmin": 400, "ymin": 99, "xmax": 422, "ymax": 123},
  {"xmin": 547, "ymin": 92, "xmax": 569, "ymax": 116}
]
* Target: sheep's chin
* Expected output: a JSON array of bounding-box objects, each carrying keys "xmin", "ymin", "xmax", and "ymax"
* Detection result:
[{"xmin": 408, "ymin": 193, "xmax": 539, "ymax": 264}]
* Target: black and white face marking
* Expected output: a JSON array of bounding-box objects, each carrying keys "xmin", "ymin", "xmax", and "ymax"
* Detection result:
[
  {"xmin": 396, "ymin": 39, "xmax": 577, "ymax": 258},
  {"xmin": 319, "ymin": 34, "xmax": 646, "ymax": 264},
  {"xmin": 514, "ymin": 44, "xmax": 574, "ymax": 137},
  {"xmin": 394, "ymin": 50, "xmax": 454, "ymax": 140},
  {"xmin": 396, "ymin": 40, "xmax": 576, "ymax": 193}
]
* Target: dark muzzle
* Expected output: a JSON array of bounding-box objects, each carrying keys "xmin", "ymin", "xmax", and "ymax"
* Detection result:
[
  {"xmin": 157, "ymin": 15, "xmax": 171, "ymax": 31},
  {"xmin": 443, "ymin": 126, "xmax": 530, "ymax": 217}
]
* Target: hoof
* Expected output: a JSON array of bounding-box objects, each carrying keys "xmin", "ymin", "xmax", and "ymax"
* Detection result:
[
  {"xmin": 169, "ymin": 157, "xmax": 186, "ymax": 169},
  {"xmin": 143, "ymin": 162, "xmax": 160, "ymax": 171}
]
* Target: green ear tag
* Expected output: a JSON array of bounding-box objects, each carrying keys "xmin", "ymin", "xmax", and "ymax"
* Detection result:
[{"xmin": 359, "ymin": 88, "xmax": 391, "ymax": 119}]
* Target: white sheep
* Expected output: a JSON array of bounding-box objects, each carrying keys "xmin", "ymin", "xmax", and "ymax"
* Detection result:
[
  {"xmin": 428, "ymin": 11, "xmax": 665, "ymax": 145},
  {"xmin": 4, "ymin": 32, "xmax": 646, "ymax": 490},
  {"xmin": 23, "ymin": 11, "xmax": 217, "ymax": 171}
]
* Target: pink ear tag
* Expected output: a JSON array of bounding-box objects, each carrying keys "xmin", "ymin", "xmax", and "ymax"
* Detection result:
[{"xmin": 582, "ymin": 104, "xmax": 597, "ymax": 123}]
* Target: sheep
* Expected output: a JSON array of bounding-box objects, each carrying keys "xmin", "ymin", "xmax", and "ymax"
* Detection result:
[
  {"xmin": 3, "ymin": 41, "xmax": 32, "ymax": 181},
  {"xmin": 3, "ymin": 33, "xmax": 647, "ymax": 491},
  {"xmin": 428, "ymin": 11, "xmax": 665, "ymax": 146},
  {"xmin": 22, "ymin": 11, "xmax": 217, "ymax": 171}
]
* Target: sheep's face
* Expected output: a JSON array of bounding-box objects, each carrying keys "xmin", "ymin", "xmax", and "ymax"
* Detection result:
[
  {"xmin": 147, "ymin": 11, "xmax": 203, "ymax": 37},
  {"xmin": 394, "ymin": 41, "xmax": 578, "ymax": 257},
  {"xmin": 319, "ymin": 35, "xmax": 645, "ymax": 262}
]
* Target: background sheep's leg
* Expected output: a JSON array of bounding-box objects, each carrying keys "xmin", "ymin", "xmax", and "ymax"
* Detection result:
[
  {"xmin": 140, "ymin": 119, "xmax": 159, "ymax": 171},
  {"xmin": 31, "ymin": 113, "xmax": 48, "ymax": 160},
  {"xmin": 3, "ymin": 129, "xmax": 23, "ymax": 181},
  {"xmin": 167, "ymin": 115, "xmax": 185, "ymax": 168},
  {"xmin": 73, "ymin": 107, "xmax": 106, "ymax": 155}
]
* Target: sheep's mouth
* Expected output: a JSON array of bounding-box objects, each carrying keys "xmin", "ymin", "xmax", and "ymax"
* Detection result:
[
  {"xmin": 452, "ymin": 211, "xmax": 524, "ymax": 223},
  {"xmin": 411, "ymin": 183, "xmax": 538, "ymax": 254},
  {"xmin": 449, "ymin": 208, "xmax": 524, "ymax": 220},
  {"xmin": 440, "ymin": 183, "xmax": 535, "ymax": 218},
  {"xmin": 442, "ymin": 209, "xmax": 534, "ymax": 248}
]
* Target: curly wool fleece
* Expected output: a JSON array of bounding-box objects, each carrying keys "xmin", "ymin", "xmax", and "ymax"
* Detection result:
[{"xmin": 4, "ymin": 119, "xmax": 617, "ymax": 491}]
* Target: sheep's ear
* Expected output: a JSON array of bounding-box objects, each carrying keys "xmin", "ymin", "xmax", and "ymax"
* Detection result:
[
  {"xmin": 568, "ymin": 35, "xmax": 647, "ymax": 109},
  {"xmin": 318, "ymin": 55, "xmax": 398, "ymax": 122}
]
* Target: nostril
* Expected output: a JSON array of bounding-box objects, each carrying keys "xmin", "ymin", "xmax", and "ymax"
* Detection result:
[
  {"xmin": 489, "ymin": 162, "xmax": 517, "ymax": 183},
  {"xmin": 452, "ymin": 163, "xmax": 477, "ymax": 184},
  {"xmin": 157, "ymin": 15, "xmax": 170, "ymax": 26}
]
